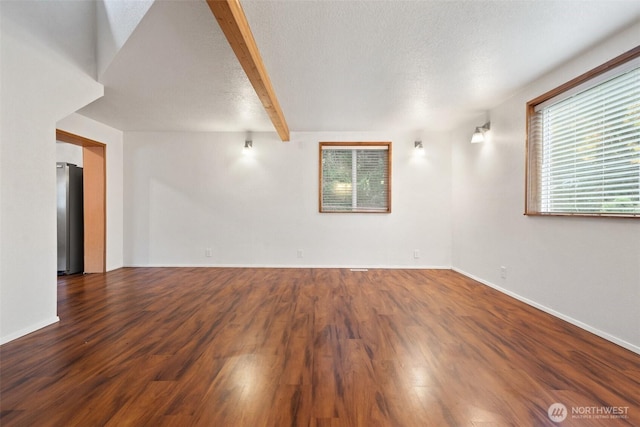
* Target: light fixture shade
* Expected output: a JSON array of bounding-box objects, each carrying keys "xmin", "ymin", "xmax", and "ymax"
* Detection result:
[
  {"xmin": 244, "ymin": 140, "xmax": 253, "ymax": 149},
  {"xmin": 470, "ymin": 122, "xmax": 490, "ymax": 143},
  {"xmin": 471, "ymin": 129, "xmax": 484, "ymax": 143}
]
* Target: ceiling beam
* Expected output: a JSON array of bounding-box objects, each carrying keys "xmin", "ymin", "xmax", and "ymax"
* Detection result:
[{"xmin": 206, "ymin": 0, "xmax": 290, "ymax": 142}]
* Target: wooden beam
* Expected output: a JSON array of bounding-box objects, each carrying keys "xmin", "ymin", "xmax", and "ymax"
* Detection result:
[{"xmin": 206, "ymin": 0, "xmax": 290, "ymax": 142}]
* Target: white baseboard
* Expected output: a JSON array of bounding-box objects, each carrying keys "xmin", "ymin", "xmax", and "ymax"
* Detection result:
[
  {"xmin": 452, "ymin": 267, "xmax": 640, "ymax": 355},
  {"xmin": 0, "ymin": 316, "xmax": 60, "ymax": 345},
  {"xmin": 125, "ymin": 263, "xmax": 452, "ymax": 270}
]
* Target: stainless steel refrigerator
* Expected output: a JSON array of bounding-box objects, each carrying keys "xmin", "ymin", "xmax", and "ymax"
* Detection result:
[{"xmin": 57, "ymin": 162, "xmax": 84, "ymax": 275}]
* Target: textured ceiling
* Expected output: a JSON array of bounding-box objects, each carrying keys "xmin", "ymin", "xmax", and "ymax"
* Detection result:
[
  {"xmin": 79, "ymin": 0, "xmax": 271, "ymax": 132},
  {"xmin": 78, "ymin": 0, "xmax": 640, "ymax": 133}
]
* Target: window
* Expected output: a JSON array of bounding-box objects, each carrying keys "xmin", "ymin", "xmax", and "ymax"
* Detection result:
[
  {"xmin": 526, "ymin": 47, "xmax": 640, "ymax": 217},
  {"xmin": 319, "ymin": 142, "xmax": 391, "ymax": 213}
]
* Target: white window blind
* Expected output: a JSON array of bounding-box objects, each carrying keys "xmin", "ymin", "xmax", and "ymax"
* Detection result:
[
  {"xmin": 528, "ymin": 62, "xmax": 640, "ymax": 216},
  {"xmin": 320, "ymin": 143, "xmax": 391, "ymax": 213}
]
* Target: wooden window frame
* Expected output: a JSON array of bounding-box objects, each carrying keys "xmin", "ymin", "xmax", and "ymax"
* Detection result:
[
  {"xmin": 319, "ymin": 142, "xmax": 392, "ymax": 213},
  {"xmin": 525, "ymin": 45, "xmax": 640, "ymax": 218}
]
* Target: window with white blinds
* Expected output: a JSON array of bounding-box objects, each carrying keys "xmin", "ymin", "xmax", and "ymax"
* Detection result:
[
  {"xmin": 320, "ymin": 142, "xmax": 391, "ymax": 213},
  {"xmin": 526, "ymin": 50, "xmax": 640, "ymax": 217}
]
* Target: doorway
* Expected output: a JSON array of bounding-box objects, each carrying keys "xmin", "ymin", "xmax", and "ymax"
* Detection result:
[{"xmin": 56, "ymin": 129, "xmax": 106, "ymax": 273}]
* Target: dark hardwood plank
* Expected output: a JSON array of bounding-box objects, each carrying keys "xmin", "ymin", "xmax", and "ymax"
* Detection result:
[{"xmin": 1, "ymin": 268, "xmax": 638, "ymax": 426}]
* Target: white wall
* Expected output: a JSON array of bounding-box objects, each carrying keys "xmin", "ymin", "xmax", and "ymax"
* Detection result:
[
  {"xmin": 57, "ymin": 113, "xmax": 124, "ymax": 272},
  {"xmin": 0, "ymin": 1, "xmax": 103, "ymax": 344},
  {"xmin": 56, "ymin": 142, "xmax": 83, "ymax": 166},
  {"xmin": 124, "ymin": 131, "xmax": 452, "ymax": 268},
  {"xmin": 451, "ymin": 23, "xmax": 640, "ymax": 353},
  {"xmin": 96, "ymin": 0, "xmax": 154, "ymax": 79}
]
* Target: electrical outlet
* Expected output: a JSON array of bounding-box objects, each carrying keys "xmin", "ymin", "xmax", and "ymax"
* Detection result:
[
  {"xmin": 205, "ymin": 248, "xmax": 212, "ymax": 257},
  {"xmin": 413, "ymin": 249, "xmax": 420, "ymax": 259},
  {"xmin": 500, "ymin": 266, "xmax": 507, "ymax": 279},
  {"xmin": 297, "ymin": 249, "xmax": 304, "ymax": 259}
]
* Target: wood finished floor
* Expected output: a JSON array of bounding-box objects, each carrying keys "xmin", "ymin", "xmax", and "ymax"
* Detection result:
[{"xmin": 0, "ymin": 268, "xmax": 638, "ymax": 426}]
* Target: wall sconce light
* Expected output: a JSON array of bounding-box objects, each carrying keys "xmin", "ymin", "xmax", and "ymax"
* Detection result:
[
  {"xmin": 414, "ymin": 140, "xmax": 423, "ymax": 149},
  {"xmin": 244, "ymin": 139, "xmax": 253, "ymax": 149},
  {"xmin": 471, "ymin": 122, "xmax": 490, "ymax": 143}
]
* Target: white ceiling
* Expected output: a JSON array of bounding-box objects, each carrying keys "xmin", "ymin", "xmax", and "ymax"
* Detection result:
[{"xmin": 78, "ymin": 0, "xmax": 640, "ymax": 134}]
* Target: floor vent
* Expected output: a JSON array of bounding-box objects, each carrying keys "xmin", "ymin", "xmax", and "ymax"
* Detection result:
[{"xmin": 350, "ymin": 268, "xmax": 369, "ymax": 272}]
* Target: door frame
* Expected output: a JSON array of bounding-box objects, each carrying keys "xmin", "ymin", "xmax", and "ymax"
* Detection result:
[{"xmin": 56, "ymin": 129, "xmax": 106, "ymax": 273}]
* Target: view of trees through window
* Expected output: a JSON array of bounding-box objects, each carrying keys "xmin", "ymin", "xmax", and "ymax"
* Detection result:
[{"xmin": 320, "ymin": 143, "xmax": 390, "ymax": 213}]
